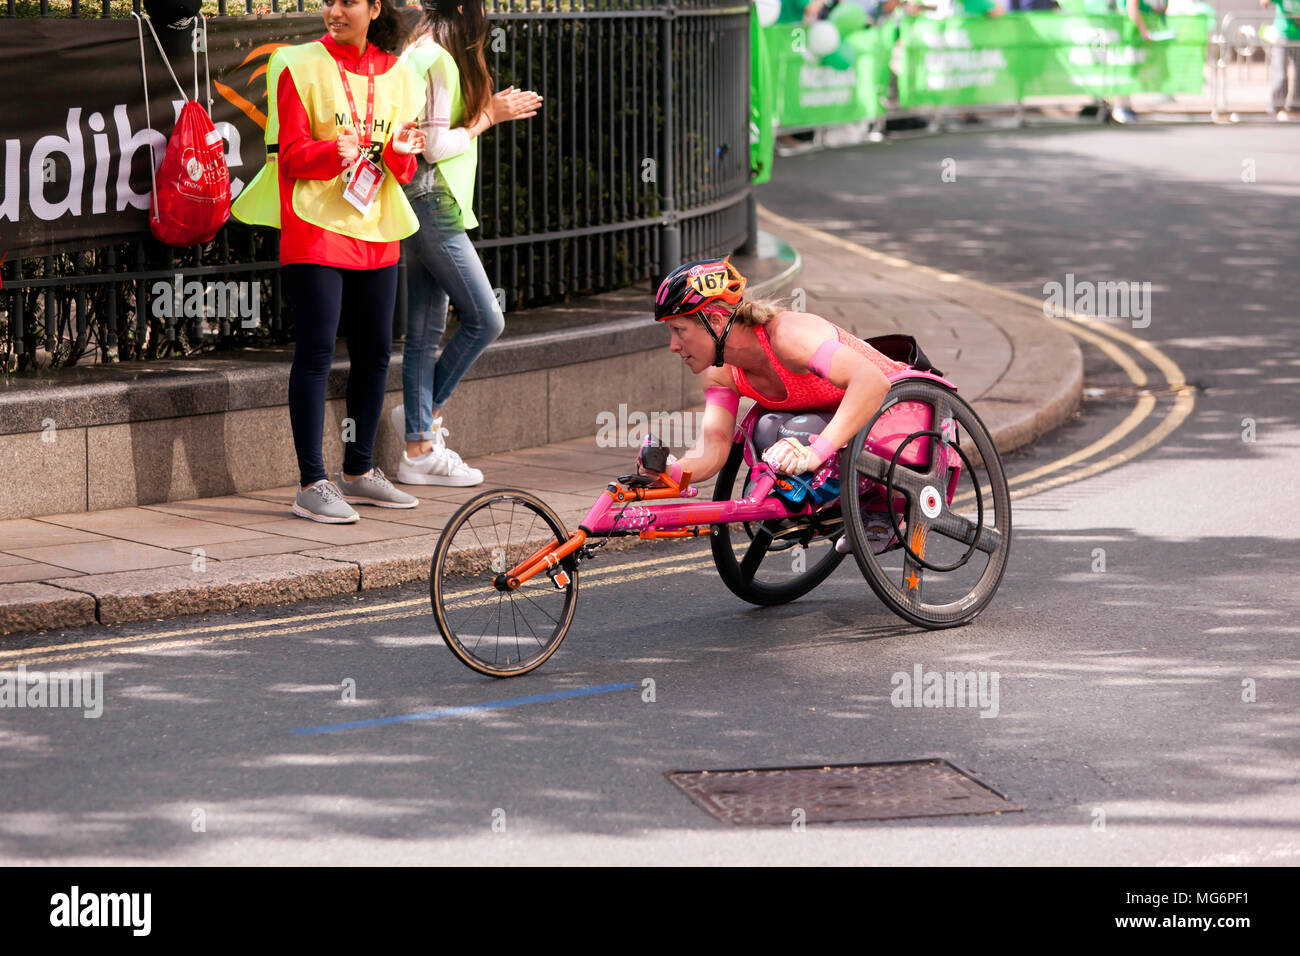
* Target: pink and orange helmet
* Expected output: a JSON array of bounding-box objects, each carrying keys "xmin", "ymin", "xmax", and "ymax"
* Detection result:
[{"xmin": 653, "ymin": 257, "xmax": 747, "ymax": 323}]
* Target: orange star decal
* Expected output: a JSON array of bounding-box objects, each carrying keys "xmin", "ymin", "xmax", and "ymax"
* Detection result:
[{"xmin": 905, "ymin": 571, "xmax": 920, "ymax": 591}]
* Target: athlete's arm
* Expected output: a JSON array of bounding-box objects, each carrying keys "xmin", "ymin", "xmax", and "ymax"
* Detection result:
[
  {"xmin": 675, "ymin": 367, "xmax": 740, "ymax": 484},
  {"xmin": 766, "ymin": 313, "xmax": 890, "ymax": 472},
  {"xmin": 639, "ymin": 367, "xmax": 738, "ymax": 486}
]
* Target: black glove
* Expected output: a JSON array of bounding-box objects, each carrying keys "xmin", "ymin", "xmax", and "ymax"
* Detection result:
[{"xmin": 637, "ymin": 434, "xmax": 671, "ymax": 474}]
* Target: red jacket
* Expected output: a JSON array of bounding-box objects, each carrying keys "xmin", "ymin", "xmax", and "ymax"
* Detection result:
[{"xmin": 276, "ymin": 35, "xmax": 417, "ymax": 269}]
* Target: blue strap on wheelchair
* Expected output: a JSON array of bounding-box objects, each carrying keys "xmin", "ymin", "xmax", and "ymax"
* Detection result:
[
  {"xmin": 773, "ymin": 471, "xmax": 839, "ymax": 507},
  {"xmin": 772, "ymin": 473, "xmax": 812, "ymax": 506}
]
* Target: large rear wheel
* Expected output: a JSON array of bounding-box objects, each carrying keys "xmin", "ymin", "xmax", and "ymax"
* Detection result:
[{"xmin": 840, "ymin": 380, "xmax": 1012, "ymax": 629}]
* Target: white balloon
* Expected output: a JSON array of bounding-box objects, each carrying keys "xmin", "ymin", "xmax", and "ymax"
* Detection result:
[
  {"xmin": 754, "ymin": 0, "xmax": 781, "ymax": 28},
  {"xmin": 808, "ymin": 20, "xmax": 840, "ymax": 57}
]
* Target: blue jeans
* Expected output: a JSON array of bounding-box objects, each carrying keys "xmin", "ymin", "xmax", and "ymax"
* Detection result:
[
  {"xmin": 400, "ymin": 183, "xmax": 504, "ymax": 442},
  {"xmin": 1271, "ymin": 41, "xmax": 1300, "ymax": 112}
]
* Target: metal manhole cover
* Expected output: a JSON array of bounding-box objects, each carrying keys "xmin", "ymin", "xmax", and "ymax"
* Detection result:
[{"xmin": 666, "ymin": 759, "xmax": 1020, "ymax": 826}]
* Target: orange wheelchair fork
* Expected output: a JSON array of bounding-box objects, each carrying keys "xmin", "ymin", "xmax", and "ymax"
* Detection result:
[{"xmin": 500, "ymin": 529, "xmax": 588, "ymax": 590}]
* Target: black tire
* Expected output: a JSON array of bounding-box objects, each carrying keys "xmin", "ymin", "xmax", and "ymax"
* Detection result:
[
  {"xmin": 710, "ymin": 440, "xmax": 847, "ymax": 606},
  {"xmin": 840, "ymin": 380, "xmax": 1012, "ymax": 629},
  {"xmin": 431, "ymin": 489, "xmax": 578, "ymax": 677}
]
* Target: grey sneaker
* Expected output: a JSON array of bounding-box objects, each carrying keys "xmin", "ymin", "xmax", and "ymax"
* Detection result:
[
  {"xmin": 335, "ymin": 467, "xmax": 418, "ymax": 509},
  {"xmin": 294, "ymin": 479, "xmax": 360, "ymax": 524}
]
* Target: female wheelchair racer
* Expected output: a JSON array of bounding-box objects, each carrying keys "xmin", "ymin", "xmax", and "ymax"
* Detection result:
[
  {"xmin": 427, "ymin": 256, "xmax": 1012, "ymax": 676},
  {"xmin": 643, "ymin": 257, "xmax": 909, "ymax": 552}
]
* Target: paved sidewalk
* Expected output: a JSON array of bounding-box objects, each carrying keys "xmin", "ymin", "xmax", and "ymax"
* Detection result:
[{"xmin": 0, "ymin": 222, "xmax": 1081, "ymax": 636}]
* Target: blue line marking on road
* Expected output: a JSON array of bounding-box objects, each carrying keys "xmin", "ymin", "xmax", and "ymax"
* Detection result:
[{"xmin": 290, "ymin": 681, "xmax": 639, "ymax": 735}]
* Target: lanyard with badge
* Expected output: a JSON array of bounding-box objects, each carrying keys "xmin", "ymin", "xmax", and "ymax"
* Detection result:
[{"xmin": 337, "ymin": 58, "xmax": 384, "ymax": 215}]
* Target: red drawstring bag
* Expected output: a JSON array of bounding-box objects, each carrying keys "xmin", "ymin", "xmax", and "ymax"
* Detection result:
[{"xmin": 134, "ymin": 12, "xmax": 231, "ymax": 246}]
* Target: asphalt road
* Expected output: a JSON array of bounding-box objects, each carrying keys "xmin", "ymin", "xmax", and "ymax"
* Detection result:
[{"xmin": 1, "ymin": 124, "xmax": 1296, "ymax": 865}]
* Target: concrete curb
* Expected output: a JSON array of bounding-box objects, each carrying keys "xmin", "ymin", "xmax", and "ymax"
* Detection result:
[
  {"xmin": 890, "ymin": 272, "xmax": 1082, "ymax": 455},
  {"xmin": 0, "ymin": 582, "xmax": 97, "ymax": 634},
  {"xmin": 47, "ymin": 555, "xmax": 361, "ymax": 628}
]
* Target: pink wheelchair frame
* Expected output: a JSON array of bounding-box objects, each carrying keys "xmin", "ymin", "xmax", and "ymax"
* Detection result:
[{"xmin": 496, "ymin": 368, "xmax": 961, "ymax": 591}]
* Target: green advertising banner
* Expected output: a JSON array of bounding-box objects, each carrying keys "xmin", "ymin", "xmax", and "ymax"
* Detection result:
[
  {"xmin": 764, "ymin": 22, "xmax": 894, "ymax": 131},
  {"xmin": 897, "ymin": 13, "xmax": 1208, "ymax": 105},
  {"xmin": 751, "ymin": 10, "xmax": 777, "ymax": 185},
  {"xmin": 752, "ymin": 11, "xmax": 1208, "ymax": 147}
]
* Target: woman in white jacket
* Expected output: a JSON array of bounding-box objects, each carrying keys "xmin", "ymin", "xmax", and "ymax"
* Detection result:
[{"xmin": 393, "ymin": 0, "xmax": 542, "ymax": 485}]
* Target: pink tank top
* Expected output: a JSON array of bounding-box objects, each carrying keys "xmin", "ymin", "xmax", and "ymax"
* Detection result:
[{"xmin": 730, "ymin": 322, "xmax": 908, "ymax": 412}]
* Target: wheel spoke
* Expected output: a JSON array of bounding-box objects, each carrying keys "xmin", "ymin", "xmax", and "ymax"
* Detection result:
[
  {"xmin": 866, "ymin": 454, "xmax": 930, "ymax": 498},
  {"xmin": 515, "ymin": 587, "xmax": 563, "ymax": 627},
  {"xmin": 901, "ymin": 551, "xmax": 925, "ymax": 611},
  {"xmin": 465, "ymin": 516, "xmax": 495, "ymax": 565},
  {"xmin": 933, "ymin": 509, "xmax": 1003, "ymax": 554},
  {"xmin": 853, "ymin": 447, "xmax": 893, "ymax": 482},
  {"xmin": 509, "ymin": 593, "xmax": 547, "ymax": 650},
  {"xmin": 739, "ymin": 523, "xmax": 775, "ymax": 585}
]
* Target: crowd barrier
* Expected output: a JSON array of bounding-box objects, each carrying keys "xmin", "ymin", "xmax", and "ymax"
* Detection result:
[{"xmin": 1211, "ymin": 11, "xmax": 1300, "ymax": 121}]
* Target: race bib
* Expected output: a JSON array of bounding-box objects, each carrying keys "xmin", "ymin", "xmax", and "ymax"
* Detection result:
[{"xmin": 687, "ymin": 265, "xmax": 729, "ymax": 296}]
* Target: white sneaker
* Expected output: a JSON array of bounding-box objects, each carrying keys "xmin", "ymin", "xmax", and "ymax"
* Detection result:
[{"xmin": 395, "ymin": 416, "xmax": 484, "ymax": 486}]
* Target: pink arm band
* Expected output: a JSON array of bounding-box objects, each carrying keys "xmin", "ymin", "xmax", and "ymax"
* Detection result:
[
  {"xmin": 810, "ymin": 435, "xmax": 837, "ymax": 463},
  {"xmin": 667, "ymin": 460, "xmax": 685, "ymax": 484},
  {"xmin": 808, "ymin": 340, "xmax": 843, "ymax": 380},
  {"xmin": 704, "ymin": 386, "xmax": 740, "ymax": 416}
]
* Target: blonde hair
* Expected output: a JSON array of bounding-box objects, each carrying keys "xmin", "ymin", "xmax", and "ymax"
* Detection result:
[{"xmin": 698, "ymin": 295, "xmax": 785, "ymax": 328}]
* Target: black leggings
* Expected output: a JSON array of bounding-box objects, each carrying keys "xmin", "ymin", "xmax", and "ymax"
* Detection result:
[{"xmin": 283, "ymin": 263, "xmax": 396, "ymax": 487}]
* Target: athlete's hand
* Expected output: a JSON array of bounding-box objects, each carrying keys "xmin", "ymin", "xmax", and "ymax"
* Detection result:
[
  {"xmin": 390, "ymin": 121, "xmax": 426, "ymax": 156},
  {"xmin": 337, "ymin": 127, "xmax": 361, "ymax": 165},
  {"xmin": 636, "ymin": 450, "xmax": 678, "ymax": 487},
  {"xmin": 635, "ymin": 460, "xmax": 666, "ymax": 487},
  {"xmin": 763, "ymin": 437, "xmax": 816, "ymax": 476}
]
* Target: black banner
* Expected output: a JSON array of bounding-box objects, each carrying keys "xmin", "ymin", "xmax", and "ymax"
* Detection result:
[{"xmin": 0, "ymin": 14, "xmax": 325, "ymax": 255}]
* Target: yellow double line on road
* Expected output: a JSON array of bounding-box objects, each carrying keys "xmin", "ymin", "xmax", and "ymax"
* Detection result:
[{"xmin": 756, "ymin": 205, "xmax": 1196, "ymax": 504}]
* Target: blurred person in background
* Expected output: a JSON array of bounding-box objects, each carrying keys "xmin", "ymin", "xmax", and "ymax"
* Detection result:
[
  {"xmin": 1262, "ymin": 0, "xmax": 1300, "ymax": 119},
  {"xmin": 1111, "ymin": 0, "xmax": 1168, "ymax": 123}
]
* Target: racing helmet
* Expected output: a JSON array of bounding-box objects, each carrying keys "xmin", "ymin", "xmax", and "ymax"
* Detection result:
[{"xmin": 654, "ymin": 257, "xmax": 748, "ymax": 367}]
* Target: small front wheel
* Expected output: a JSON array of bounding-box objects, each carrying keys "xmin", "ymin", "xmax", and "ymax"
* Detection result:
[{"xmin": 431, "ymin": 489, "xmax": 578, "ymax": 677}]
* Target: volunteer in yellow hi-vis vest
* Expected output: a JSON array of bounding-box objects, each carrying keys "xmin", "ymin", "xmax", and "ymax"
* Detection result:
[
  {"xmin": 232, "ymin": 0, "xmax": 428, "ymax": 524},
  {"xmin": 388, "ymin": 0, "xmax": 542, "ymax": 488}
]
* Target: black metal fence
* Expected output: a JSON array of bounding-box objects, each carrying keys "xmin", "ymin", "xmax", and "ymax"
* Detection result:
[{"xmin": 1, "ymin": 0, "xmax": 753, "ymax": 370}]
